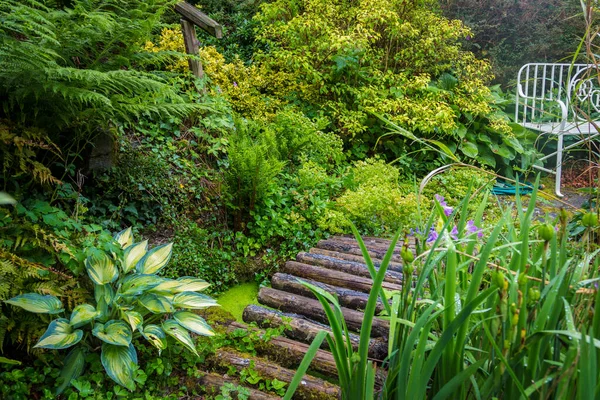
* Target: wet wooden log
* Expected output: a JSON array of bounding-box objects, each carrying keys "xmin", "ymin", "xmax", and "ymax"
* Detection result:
[
  {"xmin": 283, "ymin": 261, "xmax": 402, "ymax": 293},
  {"xmin": 258, "ymin": 287, "xmax": 389, "ymax": 337},
  {"xmin": 207, "ymin": 349, "xmax": 341, "ymax": 400},
  {"xmin": 271, "ymin": 272, "xmax": 386, "ymax": 313},
  {"xmin": 226, "ymin": 321, "xmax": 338, "ymax": 377},
  {"xmin": 295, "ymin": 252, "xmax": 403, "ymax": 284},
  {"xmin": 308, "ymin": 248, "xmax": 404, "ymax": 272},
  {"xmin": 197, "ymin": 372, "xmax": 280, "ymax": 399},
  {"xmin": 242, "ymin": 305, "xmax": 387, "ymax": 360},
  {"xmin": 315, "ymin": 239, "xmax": 403, "ymax": 263}
]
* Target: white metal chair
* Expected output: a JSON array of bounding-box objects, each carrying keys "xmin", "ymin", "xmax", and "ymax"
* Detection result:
[{"xmin": 515, "ymin": 63, "xmax": 600, "ymax": 196}]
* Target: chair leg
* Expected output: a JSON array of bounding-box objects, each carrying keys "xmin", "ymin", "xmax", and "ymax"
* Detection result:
[{"xmin": 555, "ymin": 132, "xmax": 564, "ymax": 197}]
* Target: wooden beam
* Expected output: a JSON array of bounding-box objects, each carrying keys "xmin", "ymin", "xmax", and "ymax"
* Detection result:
[
  {"xmin": 175, "ymin": 2, "xmax": 222, "ymax": 38},
  {"xmin": 180, "ymin": 19, "xmax": 203, "ymax": 78}
]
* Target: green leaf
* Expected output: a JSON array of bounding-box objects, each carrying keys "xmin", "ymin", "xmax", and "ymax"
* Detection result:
[
  {"xmin": 141, "ymin": 324, "xmax": 167, "ymax": 354},
  {"xmin": 114, "ymin": 227, "xmax": 133, "ymax": 249},
  {"xmin": 162, "ymin": 320, "xmax": 198, "ymax": 356},
  {"xmin": 86, "ymin": 253, "xmax": 118, "ymax": 285},
  {"xmin": 172, "ymin": 292, "xmax": 217, "ymax": 309},
  {"xmin": 139, "ymin": 293, "xmax": 173, "ymax": 314},
  {"xmin": 56, "ymin": 347, "xmax": 85, "ymax": 395},
  {"xmin": 119, "ymin": 274, "xmax": 164, "ymax": 296},
  {"xmin": 94, "ymin": 284, "xmax": 115, "ymax": 305},
  {"xmin": 101, "ymin": 344, "xmax": 137, "ymax": 391},
  {"xmin": 173, "ymin": 311, "xmax": 214, "ymax": 336},
  {"xmin": 122, "ymin": 311, "xmax": 143, "ymax": 332},
  {"xmin": 0, "ymin": 192, "xmax": 16, "ymax": 205},
  {"xmin": 34, "ymin": 319, "xmax": 83, "ymax": 350},
  {"xmin": 92, "ymin": 321, "xmax": 132, "ymax": 346},
  {"xmin": 136, "ymin": 243, "xmax": 173, "ymax": 275},
  {"xmin": 283, "ymin": 330, "xmax": 328, "ymax": 400},
  {"xmin": 0, "ymin": 356, "xmax": 21, "ymax": 365},
  {"xmin": 122, "ymin": 241, "xmax": 148, "ymax": 274},
  {"xmin": 459, "ymin": 141, "xmax": 478, "ymax": 158},
  {"xmin": 5, "ymin": 293, "xmax": 64, "ymax": 314},
  {"xmin": 69, "ymin": 304, "xmax": 99, "ymax": 328}
]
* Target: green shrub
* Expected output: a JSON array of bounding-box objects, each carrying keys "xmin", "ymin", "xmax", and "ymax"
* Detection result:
[{"xmin": 4, "ymin": 228, "xmax": 217, "ymax": 393}]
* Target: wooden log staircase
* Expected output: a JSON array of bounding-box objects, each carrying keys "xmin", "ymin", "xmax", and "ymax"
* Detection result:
[{"xmin": 198, "ymin": 235, "xmax": 411, "ymax": 399}]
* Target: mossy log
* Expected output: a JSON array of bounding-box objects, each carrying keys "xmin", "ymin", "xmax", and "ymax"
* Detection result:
[
  {"xmin": 242, "ymin": 304, "xmax": 388, "ymax": 360},
  {"xmin": 196, "ymin": 372, "xmax": 280, "ymax": 400},
  {"xmin": 295, "ymin": 252, "xmax": 404, "ymax": 284},
  {"xmin": 308, "ymin": 248, "xmax": 404, "ymax": 272},
  {"xmin": 226, "ymin": 321, "xmax": 338, "ymax": 377},
  {"xmin": 207, "ymin": 349, "xmax": 341, "ymax": 400},
  {"xmin": 257, "ymin": 287, "xmax": 390, "ymax": 337},
  {"xmin": 271, "ymin": 272, "xmax": 386, "ymax": 313},
  {"xmin": 282, "ymin": 261, "xmax": 402, "ymax": 294}
]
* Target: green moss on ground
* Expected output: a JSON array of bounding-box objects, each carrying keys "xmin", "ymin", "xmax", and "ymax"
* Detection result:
[{"xmin": 217, "ymin": 281, "xmax": 260, "ymax": 322}]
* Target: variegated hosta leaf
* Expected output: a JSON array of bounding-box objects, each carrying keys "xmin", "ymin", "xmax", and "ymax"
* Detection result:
[
  {"xmin": 136, "ymin": 243, "xmax": 173, "ymax": 275},
  {"xmin": 56, "ymin": 346, "xmax": 85, "ymax": 395},
  {"xmin": 141, "ymin": 324, "xmax": 167, "ymax": 354},
  {"xmin": 150, "ymin": 277, "xmax": 210, "ymax": 295},
  {"xmin": 92, "ymin": 321, "xmax": 132, "ymax": 346},
  {"xmin": 162, "ymin": 320, "xmax": 198, "ymax": 356},
  {"xmin": 139, "ymin": 293, "xmax": 173, "ymax": 314},
  {"xmin": 172, "ymin": 291, "xmax": 217, "ymax": 310},
  {"xmin": 94, "ymin": 284, "xmax": 115, "ymax": 305},
  {"xmin": 122, "ymin": 311, "xmax": 143, "ymax": 332},
  {"xmin": 119, "ymin": 274, "xmax": 164, "ymax": 296},
  {"xmin": 101, "ymin": 343, "xmax": 137, "ymax": 391},
  {"xmin": 86, "ymin": 253, "xmax": 118, "ymax": 285},
  {"xmin": 173, "ymin": 277, "xmax": 211, "ymax": 293},
  {"xmin": 173, "ymin": 311, "xmax": 214, "ymax": 336},
  {"xmin": 114, "ymin": 227, "xmax": 133, "ymax": 249},
  {"xmin": 70, "ymin": 304, "xmax": 99, "ymax": 328},
  {"xmin": 34, "ymin": 319, "xmax": 83, "ymax": 350},
  {"xmin": 5, "ymin": 293, "xmax": 64, "ymax": 314},
  {"xmin": 122, "ymin": 240, "xmax": 148, "ymax": 274}
]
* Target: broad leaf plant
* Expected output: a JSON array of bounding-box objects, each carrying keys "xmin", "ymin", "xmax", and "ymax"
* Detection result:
[{"xmin": 4, "ymin": 228, "xmax": 217, "ymax": 393}]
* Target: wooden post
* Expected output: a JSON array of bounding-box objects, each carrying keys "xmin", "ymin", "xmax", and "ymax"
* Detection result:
[{"xmin": 180, "ymin": 19, "xmax": 203, "ymax": 79}]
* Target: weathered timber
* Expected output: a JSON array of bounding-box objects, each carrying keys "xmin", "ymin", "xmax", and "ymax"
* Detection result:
[
  {"xmin": 283, "ymin": 261, "xmax": 402, "ymax": 293},
  {"xmin": 207, "ymin": 349, "xmax": 341, "ymax": 400},
  {"xmin": 258, "ymin": 287, "xmax": 389, "ymax": 337},
  {"xmin": 175, "ymin": 2, "xmax": 222, "ymax": 38},
  {"xmin": 226, "ymin": 321, "xmax": 338, "ymax": 377},
  {"xmin": 197, "ymin": 372, "xmax": 280, "ymax": 400},
  {"xmin": 308, "ymin": 248, "xmax": 404, "ymax": 272},
  {"xmin": 242, "ymin": 305, "xmax": 387, "ymax": 360},
  {"xmin": 180, "ymin": 19, "xmax": 203, "ymax": 78},
  {"xmin": 271, "ymin": 272, "xmax": 386, "ymax": 313},
  {"xmin": 295, "ymin": 252, "xmax": 403, "ymax": 284},
  {"xmin": 315, "ymin": 239, "xmax": 403, "ymax": 262}
]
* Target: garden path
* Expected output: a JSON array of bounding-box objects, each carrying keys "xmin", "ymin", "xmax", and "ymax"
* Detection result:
[{"xmin": 197, "ymin": 235, "xmax": 411, "ymax": 399}]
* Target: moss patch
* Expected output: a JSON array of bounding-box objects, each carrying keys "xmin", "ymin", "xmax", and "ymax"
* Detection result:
[{"xmin": 217, "ymin": 281, "xmax": 260, "ymax": 322}]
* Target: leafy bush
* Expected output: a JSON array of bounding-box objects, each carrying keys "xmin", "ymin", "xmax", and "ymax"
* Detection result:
[{"xmin": 4, "ymin": 228, "xmax": 216, "ymax": 393}]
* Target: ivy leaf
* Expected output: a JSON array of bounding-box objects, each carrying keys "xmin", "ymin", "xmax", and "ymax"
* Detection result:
[
  {"xmin": 34, "ymin": 319, "xmax": 83, "ymax": 350},
  {"xmin": 5, "ymin": 293, "xmax": 64, "ymax": 314},
  {"xmin": 459, "ymin": 141, "xmax": 478, "ymax": 158}
]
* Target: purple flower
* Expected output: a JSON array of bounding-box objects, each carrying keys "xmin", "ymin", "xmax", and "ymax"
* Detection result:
[
  {"xmin": 233, "ymin": 81, "xmax": 238, "ymax": 88},
  {"xmin": 466, "ymin": 220, "xmax": 483, "ymax": 238},
  {"xmin": 450, "ymin": 225, "xmax": 459, "ymax": 240},
  {"xmin": 409, "ymin": 228, "xmax": 423, "ymax": 237},
  {"xmin": 426, "ymin": 228, "xmax": 438, "ymax": 243},
  {"xmin": 434, "ymin": 195, "xmax": 454, "ymax": 216}
]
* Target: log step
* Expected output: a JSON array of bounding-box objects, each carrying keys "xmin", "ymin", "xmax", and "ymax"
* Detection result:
[
  {"xmin": 308, "ymin": 247, "xmax": 404, "ymax": 272},
  {"xmin": 226, "ymin": 321, "xmax": 338, "ymax": 377},
  {"xmin": 315, "ymin": 239, "xmax": 403, "ymax": 263},
  {"xmin": 207, "ymin": 349, "xmax": 341, "ymax": 400},
  {"xmin": 283, "ymin": 261, "xmax": 402, "ymax": 294},
  {"xmin": 242, "ymin": 304, "xmax": 387, "ymax": 360},
  {"xmin": 271, "ymin": 272, "xmax": 386, "ymax": 313},
  {"xmin": 197, "ymin": 372, "xmax": 281, "ymax": 400},
  {"xmin": 257, "ymin": 287, "xmax": 390, "ymax": 337},
  {"xmin": 296, "ymin": 251, "xmax": 404, "ymax": 284}
]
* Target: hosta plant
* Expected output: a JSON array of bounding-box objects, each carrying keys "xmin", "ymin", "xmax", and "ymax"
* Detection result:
[{"xmin": 4, "ymin": 228, "xmax": 217, "ymax": 393}]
